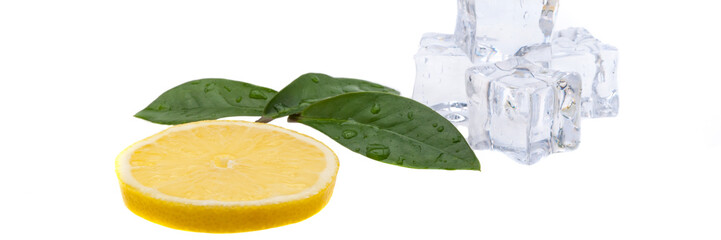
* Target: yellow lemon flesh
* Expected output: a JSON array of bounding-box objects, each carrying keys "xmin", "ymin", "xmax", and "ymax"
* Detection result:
[{"xmin": 115, "ymin": 120, "xmax": 339, "ymax": 233}]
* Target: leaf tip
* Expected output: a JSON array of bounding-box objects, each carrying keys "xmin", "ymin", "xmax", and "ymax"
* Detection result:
[
  {"xmin": 470, "ymin": 160, "xmax": 481, "ymax": 171},
  {"xmin": 133, "ymin": 110, "xmax": 149, "ymax": 121}
]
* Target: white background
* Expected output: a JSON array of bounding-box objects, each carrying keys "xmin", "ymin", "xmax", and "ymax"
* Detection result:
[{"xmin": 1, "ymin": 0, "xmax": 720, "ymax": 239}]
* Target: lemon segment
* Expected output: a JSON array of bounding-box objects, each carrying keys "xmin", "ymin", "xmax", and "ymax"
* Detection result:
[{"xmin": 116, "ymin": 120, "xmax": 339, "ymax": 233}]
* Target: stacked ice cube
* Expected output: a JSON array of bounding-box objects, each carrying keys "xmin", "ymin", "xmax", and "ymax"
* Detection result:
[
  {"xmin": 412, "ymin": 0, "xmax": 619, "ymax": 164},
  {"xmin": 413, "ymin": 33, "xmax": 474, "ymax": 123},
  {"xmin": 466, "ymin": 58, "xmax": 582, "ymax": 164}
]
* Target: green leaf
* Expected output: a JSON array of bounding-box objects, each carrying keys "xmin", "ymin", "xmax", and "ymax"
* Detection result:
[
  {"xmin": 258, "ymin": 73, "xmax": 399, "ymax": 122},
  {"xmin": 135, "ymin": 78, "xmax": 277, "ymax": 125},
  {"xmin": 294, "ymin": 92, "xmax": 480, "ymax": 171}
]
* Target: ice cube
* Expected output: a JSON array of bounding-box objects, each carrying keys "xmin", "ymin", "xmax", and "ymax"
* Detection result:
[
  {"xmin": 466, "ymin": 57, "xmax": 581, "ymax": 164},
  {"xmin": 514, "ymin": 43, "xmax": 552, "ymax": 68},
  {"xmin": 550, "ymin": 67, "xmax": 582, "ymax": 152},
  {"xmin": 413, "ymin": 33, "xmax": 474, "ymax": 123},
  {"xmin": 455, "ymin": 0, "xmax": 559, "ymax": 63},
  {"xmin": 552, "ymin": 28, "xmax": 619, "ymax": 118},
  {"xmin": 465, "ymin": 64, "xmax": 495, "ymax": 150},
  {"xmin": 518, "ymin": 28, "xmax": 620, "ymax": 118}
]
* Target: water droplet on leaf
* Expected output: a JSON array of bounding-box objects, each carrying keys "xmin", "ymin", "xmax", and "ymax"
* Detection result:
[
  {"xmin": 435, "ymin": 153, "xmax": 447, "ymax": 163},
  {"xmin": 310, "ymin": 76, "xmax": 320, "ymax": 83},
  {"xmin": 235, "ymin": 96, "xmax": 243, "ymax": 103},
  {"xmin": 342, "ymin": 85, "xmax": 362, "ymax": 93},
  {"xmin": 342, "ymin": 130, "xmax": 358, "ymax": 139},
  {"xmin": 370, "ymin": 103, "xmax": 381, "ymax": 114},
  {"xmin": 366, "ymin": 144, "xmax": 390, "ymax": 160},
  {"xmin": 407, "ymin": 112, "xmax": 414, "ymax": 120},
  {"xmin": 299, "ymin": 99, "xmax": 319, "ymax": 106},
  {"xmin": 273, "ymin": 103, "xmax": 289, "ymax": 113},
  {"xmin": 204, "ymin": 83, "xmax": 216, "ymax": 93},
  {"xmin": 432, "ymin": 123, "xmax": 438, "ymax": 127},
  {"xmin": 249, "ymin": 90, "xmax": 267, "ymax": 99},
  {"xmin": 437, "ymin": 126, "xmax": 444, "ymax": 132},
  {"xmin": 156, "ymin": 104, "xmax": 169, "ymax": 111}
]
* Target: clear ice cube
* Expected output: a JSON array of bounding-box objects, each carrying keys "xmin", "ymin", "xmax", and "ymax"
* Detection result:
[
  {"xmin": 455, "ymin": 0, "xmax": 559, "ymax": 63},
  {"xmin": 518, "ymin": 27, "xmax": 620, "ymax": 118},
  {"xmin": 514, "ymin": 43, "xmax": 552, "ymax": 68},
  {"xmin": 413, "ymin": 33, "xmax": 474, "ymax": 123},
  {"xmin": 466, "ymin": 57, "xmax": 581, "ymax": 164},
  {"xmin": 465, "ymin": 64, "xmax": 495, "ymax": 150},
  {"xmin": 552, "ymin": 28, "xmax": 619, "ymax": 118}
]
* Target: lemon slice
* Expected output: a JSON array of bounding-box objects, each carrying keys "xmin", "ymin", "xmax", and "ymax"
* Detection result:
[{"xmin": 115, "ymin": 120, "xmax": 339, "ymax": 233}]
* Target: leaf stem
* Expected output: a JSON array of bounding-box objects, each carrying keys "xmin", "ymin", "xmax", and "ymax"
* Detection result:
[
  {"xmin": 286, "ymin": 114, "xmax": 301, "ymax": 123},
  {"xmin": 256, "ymin": 116, "xmax": 274, "ymax": 123}
]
